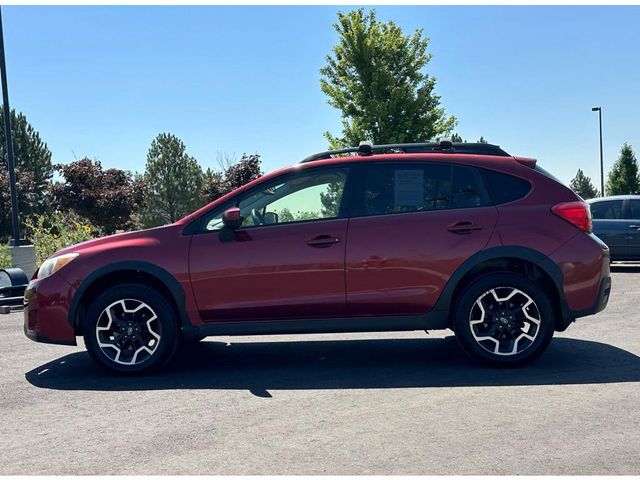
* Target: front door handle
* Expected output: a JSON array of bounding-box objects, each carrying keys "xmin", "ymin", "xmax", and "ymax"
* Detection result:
[
  {"xmin": 447, "ymin": 221, "xmax": 483, "ymax": 234},
  {"xmin": 307, "ymin": 235, "xmax": 341, "ymax": 247}
]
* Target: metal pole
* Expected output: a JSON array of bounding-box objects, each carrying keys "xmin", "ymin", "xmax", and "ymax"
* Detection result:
[
  {"xmin": 598, "ymin": 108, "xmax": 604, "ymax": 197},
  {"xmin": 0, "ymin": 6, "xmax": 21, "ymax": 245}
]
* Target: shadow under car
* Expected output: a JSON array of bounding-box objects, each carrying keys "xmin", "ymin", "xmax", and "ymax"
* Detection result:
[{"xmin": 25, "ymin": 336, "xmax": 640, "ymax": 397}]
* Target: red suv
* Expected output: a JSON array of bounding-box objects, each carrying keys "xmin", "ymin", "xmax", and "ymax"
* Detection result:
[{"xmin": 24, "ymin": 141, "xmax": 611, "ymax": 373}]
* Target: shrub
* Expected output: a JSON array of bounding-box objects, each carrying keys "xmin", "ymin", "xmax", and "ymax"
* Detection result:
[
  {"xmin": 0, "ymin": 243, "xmax": 10, "ymax": 269},
  {"xmin": 25, "ymin": 211, "xmax": 102, "ymax": 265}
]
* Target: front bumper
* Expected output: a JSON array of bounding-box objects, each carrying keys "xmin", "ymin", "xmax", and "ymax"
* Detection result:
[{"xmin": 23, "ymin": 273, "xmax": 77, "ymax": 346}]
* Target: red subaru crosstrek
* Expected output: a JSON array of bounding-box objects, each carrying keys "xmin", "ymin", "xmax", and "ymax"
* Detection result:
[{"xmin": 24, "ymin": 141, "xmax": 611, "ymax": 373}]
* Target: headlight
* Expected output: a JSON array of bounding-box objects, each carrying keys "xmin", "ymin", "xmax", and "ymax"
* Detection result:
[{"xmin": 36, "ymin": 253, "xmax": 79, "ymax": 280}]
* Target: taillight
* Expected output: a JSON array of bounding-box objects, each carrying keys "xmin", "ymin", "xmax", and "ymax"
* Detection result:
[{"xmin": 551, "ymin": 201, "xmax": 592, "ymax": 233}]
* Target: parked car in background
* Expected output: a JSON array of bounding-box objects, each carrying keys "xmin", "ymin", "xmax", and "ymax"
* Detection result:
[
  {"xmin": 588, "ymin": 195, "xmax": 640, "ymax": 260},
  {"xmin": 24, "ymin": 141, "xmax": 611, "ymax": 373}
]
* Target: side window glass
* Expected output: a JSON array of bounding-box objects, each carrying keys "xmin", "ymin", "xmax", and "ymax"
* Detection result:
[
  {"xmin": 482, "ymin": 170, "xmax": 531, "ymax": 204},
  {"xmin": 629, "ymin": 200, "xmax": 640, "ymax": 220},
  {"xmin": 590, "ymin": 201, "xmax": 623, "ymax": 220},
  {"xmin": 203, "ymin": 168, "xmax": 348, "ymax": 231},
  {"xmin": 452, "ymin": 166, "xmax": 492, "ymax": 208},
  {"xmin": 361, "ymin": 164, "xmax": 452, "ymax": 216},
  {"xmin": 360, "ymin": 163, "xmax": 492, "ymax": 217},
  {"xmin": 204, "ymin": 213, "xmax": 225, "ymax": 231}
]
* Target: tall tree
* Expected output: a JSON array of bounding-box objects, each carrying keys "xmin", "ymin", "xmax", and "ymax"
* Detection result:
[
  {"xmin": 320, "ymin": 8, "xmax": 456, "ymax": 148},
  {"xmin": 140, "ymin": 133, "xmax": 205, "ymax": 227},
  {"xmin": 0, "ymin": 108, "xmax": 53, "ymax": 240},
  {"xmin": 52, "ymin": 158, "xmax": 145, "ymax": 234},
  {"xmin": 570, "ymin": 168, "xmax": 599, "ymax": 199},
  {"xmin": 607, "ymin": 143, "xmax": 640, "ymax": 196}
]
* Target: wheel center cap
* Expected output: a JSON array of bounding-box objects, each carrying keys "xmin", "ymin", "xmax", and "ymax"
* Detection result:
[
  {"xmin": 127, "ymin": 327, "xmax": 134, "ymax": 336},
  {"xmin": 499, "ymin": 317, "xmax": 509, "ymax": 325}
]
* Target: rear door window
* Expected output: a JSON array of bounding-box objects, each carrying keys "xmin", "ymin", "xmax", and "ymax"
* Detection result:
[
  {"xmin": 358, "ymin": 163, "xmax": 491, "ymax": 217},
  {"xmin": 590, "ymin": 200, "xmax": 623, "ymax": 220},
  {"xmin": 452, "ymin": 165, "xmax": 492, "ymax": 209},
  {"xmin": 629, "ymin": 199, "xmax": 640, "ymax": 220}
]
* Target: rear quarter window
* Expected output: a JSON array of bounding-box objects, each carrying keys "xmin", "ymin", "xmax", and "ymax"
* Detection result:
[{"xmin": 481, "ymin": 170, "xmax": 532, "ymax": 205}]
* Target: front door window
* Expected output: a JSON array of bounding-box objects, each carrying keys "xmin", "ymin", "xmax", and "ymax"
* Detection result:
[{"xmin": 204, "ymin": 168, "xmax": 348, "ymax": 231}]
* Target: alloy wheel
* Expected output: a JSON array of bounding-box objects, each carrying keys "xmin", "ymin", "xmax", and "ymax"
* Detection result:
[
  {"xmin": 95, "ymin": 299, "xmax": 162, "ymax": 365},
  {"xmin": 468, "ymin": 286, "xmax": 541, "ymax": 356}
]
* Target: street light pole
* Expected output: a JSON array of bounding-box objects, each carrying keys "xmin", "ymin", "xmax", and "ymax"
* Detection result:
[
  {"xmin": 0, "ymin": 6, "xmax": 21, "ymax": 245},
  {"xmin": 592, "ymin": 106, "xmax": 604, "ymax": 197}
]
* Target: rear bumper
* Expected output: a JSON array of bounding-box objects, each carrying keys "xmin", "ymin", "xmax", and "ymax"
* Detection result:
[
  {"xmin": 572, "ymin": 274, "xmax": 612, "ymax": 319},
  {"xmin": 549, "ymin": 232, "xmax": 611, "ymax": 331},
  {"xmin": 23, "ymin": 274, "xmax": 77, "ymax": 346}
]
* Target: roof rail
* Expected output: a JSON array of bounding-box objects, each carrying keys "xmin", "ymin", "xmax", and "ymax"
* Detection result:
[{"xmin": 300, "ymin": 139, "xmax": 511, "ymax": 163}]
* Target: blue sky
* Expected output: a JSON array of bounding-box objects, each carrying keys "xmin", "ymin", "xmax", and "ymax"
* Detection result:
[{"xmin": 3, "ymin": 5, "xmax": 640, "ymax": 185}]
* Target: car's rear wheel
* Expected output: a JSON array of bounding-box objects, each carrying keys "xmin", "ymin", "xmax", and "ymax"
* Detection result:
[
  {"xmin": 84, "ymin": 284, "xmax": 179, "ymax": 374},
  {"xmin": 453, "ymin": 273, "xmax": 555, "ymax": 367}
]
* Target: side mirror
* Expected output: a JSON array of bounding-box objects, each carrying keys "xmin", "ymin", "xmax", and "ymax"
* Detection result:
[
  {"xmin": 222, "ymin": 207, "xmax": 242, "ymax": 229},
  {"xmin": 263, "ymin": 211, "xmax": 279, "ymax": 225}
]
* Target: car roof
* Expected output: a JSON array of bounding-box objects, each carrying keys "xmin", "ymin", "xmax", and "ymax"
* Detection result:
[
  {"xmin": 588, "ymin": 195, "xmax": 640, "ymax": 203},
  {"xmin": 300, "ymin": 152, "xmax": 520, "ymax": 168},
  {"xmin": 300, "ymin": 141, "xmax": 511, "ymax": 163}
]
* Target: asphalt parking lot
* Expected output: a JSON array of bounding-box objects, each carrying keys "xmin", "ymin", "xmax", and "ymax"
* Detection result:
[{"xmin": 1, "ymin": 265, "xmax": 639, "ymax": 475}]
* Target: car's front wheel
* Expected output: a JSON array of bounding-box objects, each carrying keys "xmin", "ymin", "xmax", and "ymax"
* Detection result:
[
  {"xmin": 453, "ymin": 273, "xmax": 555, "ymax": 367},
  {"xmin": 84, "ymin": 284, "xmax": 179, "ymax": 374}
]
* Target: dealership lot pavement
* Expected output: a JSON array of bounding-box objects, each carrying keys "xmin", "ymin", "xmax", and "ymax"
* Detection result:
[{"xmin": 2, "ymin": 266, "xmax": 640, "ymax": 475}]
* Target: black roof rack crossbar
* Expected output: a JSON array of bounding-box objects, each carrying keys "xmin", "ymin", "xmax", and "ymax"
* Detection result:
[{"xmin": 300, "ymin": 141, "xmax": 511, "ymax": 163}]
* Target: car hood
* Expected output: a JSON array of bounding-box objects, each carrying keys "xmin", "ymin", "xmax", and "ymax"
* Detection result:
[{"xmin": 53, "ymin": 223, "xmax": 180, "ymax": 257}]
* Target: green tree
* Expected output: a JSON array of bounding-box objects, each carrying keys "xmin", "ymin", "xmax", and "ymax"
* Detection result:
[
  {"xmin": 140, "ymin": 133, "xmax": 205, "ymax": 227},
  {"xmin": 320, "ymin": 8, "xmax": 456, "ymax": 148},
  {"xmin": 0, "ymin": 108, "xmax": 53, "ymax": 240},
  {"xmin": 450, "ymin": 133, "xmax": 488, "ymax": 143},
  {"xmin": 52, "ymin": 158, "xmax": 145, "ymax": 234},
  {"xmin": 607, "ymin": 143, "xmax": 640, "ymax": 196},
  {"xmin": 570, "ymin": 168, "xmax": 599, "ymax": 199},
  {"xmin": 278, "ymin": 208, "xmax": 321, "ymax": 223},
  {"xmin": 320, "ymin": 182, "xmax": 344, "ymax": 217}
]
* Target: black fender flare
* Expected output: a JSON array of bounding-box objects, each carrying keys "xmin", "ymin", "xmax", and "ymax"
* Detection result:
[
  {"xmin": 430, "ymin": 245, "xmax": 569, "ymax": 329},
  {"xmin": 67, "ymin": 261, "xmax": 190, "ymax": 330}
]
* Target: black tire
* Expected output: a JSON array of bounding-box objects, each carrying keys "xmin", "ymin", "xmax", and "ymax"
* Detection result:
[
  {"xmin": 453, "ymin": 273, "xmax": 555, "ymax": 367},
  {"xmin": 83, "ymin": 283, "xmax": 179, "ymax": 374}
]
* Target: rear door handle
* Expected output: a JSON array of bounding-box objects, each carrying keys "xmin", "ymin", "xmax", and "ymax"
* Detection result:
[
  {"xmin": 630, "ymin": 224, "xmax": 640, "ymax": 230},
  {"xmin": 447, "ymin": 221, "xmax": 482, "ymax": 234},
  {"xmin": 307, "ymin": 235, "xmax": 341, "ymax": 247}
]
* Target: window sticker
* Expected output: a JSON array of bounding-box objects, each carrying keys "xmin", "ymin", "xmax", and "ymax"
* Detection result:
[{"xmin": 394, "ymin": 169, "xmax": 424, "ymax": 207}]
